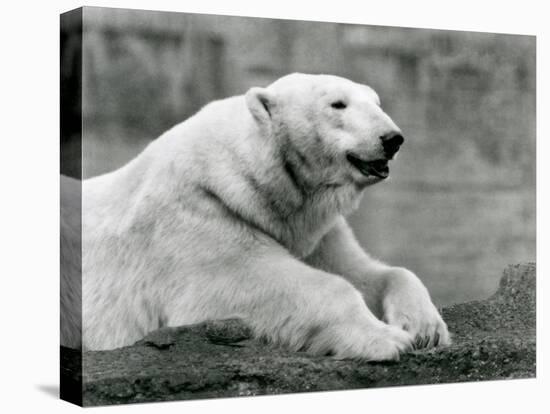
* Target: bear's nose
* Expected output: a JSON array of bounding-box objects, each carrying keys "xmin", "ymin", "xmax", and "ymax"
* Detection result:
[{"xmin": 380, "ymin": 131, "xmax": 404, "ymax": 158}]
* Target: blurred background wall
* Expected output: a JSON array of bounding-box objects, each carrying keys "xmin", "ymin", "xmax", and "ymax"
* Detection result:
[{"xmin": 61, "ymin": 6, "xmax": 536, "ymax": 306}]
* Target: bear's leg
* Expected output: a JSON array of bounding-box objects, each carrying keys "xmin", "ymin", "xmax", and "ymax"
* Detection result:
[
  {"xmin": 305, "ymin": 216, "xmax": 450, "ymax": 348},
  {"xmin": 164, "ymin": 250, "xmax": 412, "ymax": 361}
]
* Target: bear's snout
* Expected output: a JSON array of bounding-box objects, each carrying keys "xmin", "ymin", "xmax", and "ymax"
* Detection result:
[{"xmin": 380, "ymin": 132, "xmax": 404, "ymax": 159}]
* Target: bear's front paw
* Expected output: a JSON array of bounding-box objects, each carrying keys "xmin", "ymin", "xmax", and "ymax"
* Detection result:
[
  {"xmin": 381, "ymin": 268, "xmax": 450, "ymax": 349},
  {"xmin": 307, "ymin": 319, "xmax": 414, "ymax": 361}
]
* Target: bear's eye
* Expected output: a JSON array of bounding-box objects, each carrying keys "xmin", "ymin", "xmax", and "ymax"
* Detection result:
[{"xmin": 330, "ymin": 100, "xmax": 347, "ymax": 109}]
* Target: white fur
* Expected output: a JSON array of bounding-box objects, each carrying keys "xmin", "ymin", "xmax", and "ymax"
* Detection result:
[{"xmin": 61, "ymin": 73, "xmax": 450, "ymax": 360}]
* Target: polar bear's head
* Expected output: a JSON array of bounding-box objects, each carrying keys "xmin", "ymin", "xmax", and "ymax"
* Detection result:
[{"xmin": 245, "ymin": 73, "xmax": 404, "ymax": 190}]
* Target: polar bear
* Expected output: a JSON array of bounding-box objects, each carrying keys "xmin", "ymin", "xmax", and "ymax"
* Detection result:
[{"xmin": 62, "ymin": 73, "xmax": 450, "ymax": 360}]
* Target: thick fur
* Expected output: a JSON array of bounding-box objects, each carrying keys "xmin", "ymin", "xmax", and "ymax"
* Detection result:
[
  {"xmin": 62, "ymin": 73, "xmax": 450, "ymax": 360},
  {"xmin": 61, "ymin": 175, "xmax": 82, "ymax": 349}
]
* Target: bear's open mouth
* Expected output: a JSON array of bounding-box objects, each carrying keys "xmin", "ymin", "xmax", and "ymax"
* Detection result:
[{"xmin": 346, "ymin": 154, "xmax": 390, "ymax": 179}]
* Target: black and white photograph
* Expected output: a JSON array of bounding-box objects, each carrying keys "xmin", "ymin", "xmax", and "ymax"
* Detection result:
[
  {"xmin": 2, "ymin": 0, "xmax": 549, "ymax": 412},
  {"xmin": 57, "ymin": 5, "xmax": 538, "ymax": 407}
]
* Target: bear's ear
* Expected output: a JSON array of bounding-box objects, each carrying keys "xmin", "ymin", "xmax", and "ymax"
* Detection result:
[{"xmin": 245, "ymin": 87, "xmax": 276, "ymax": 125}]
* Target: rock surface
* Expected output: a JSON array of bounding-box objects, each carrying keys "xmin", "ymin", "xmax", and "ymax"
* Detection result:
[{"xmin": 67, "ymin": 263, "xmax": 536, "ymax": 406}]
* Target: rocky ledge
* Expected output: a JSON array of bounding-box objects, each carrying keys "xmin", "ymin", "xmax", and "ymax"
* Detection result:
[{"xmin": 63, "ymin": 263, "xmax": 536, "ymax": 406}]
